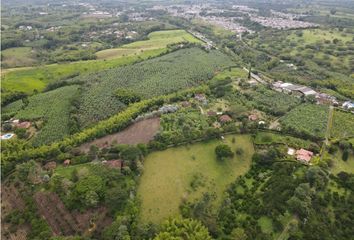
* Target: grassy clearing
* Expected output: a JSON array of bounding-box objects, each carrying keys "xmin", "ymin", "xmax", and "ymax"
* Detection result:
[
  {"xmin": 1, "ymin": 48, "xmax": 164, "ymax": 95},
  {"xmin": 96, "ymin": 30, "xmax": 201, "ymax": 60},
  {"xmin": 138, "ymin": 134, "xmax": 254, "ymax": 224},
  {"xmin": 329, "ymin": 150, "xmax": 354, "ymax": 174},
  {"xmin": 212, "ymin": 67, "xmax": 247, "ymax": 80},
  {"xmin": 258, "ymin": 216, "xmax": 274, "ymax": 234},
  {"xmin": 288, "ymin": 29, "xmax": 352, "ymax": 44},
  {"xmin": 54, "ymin": 163, "xmax": 93, "ymax": 179},
  {"xmin": 2, "ymin": 47, "xmax": 37, "ymax": 67}
]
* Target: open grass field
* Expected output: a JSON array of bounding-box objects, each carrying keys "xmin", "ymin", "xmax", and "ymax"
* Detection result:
[
  {"xmin": 1, "ymin": 47, "xmax": 37, "ymax": 68},
  {"xmin": 212, "ymin": 67, "xmax": 247, "ymax": 80},
  {"xmin": 288, "ymin": 29, "xmax": 352, "ymax": 44},
  {"xmin": 329, "ymin": 150, "xmax": 354, "ymax": 174},
  {"xmin": 137, "ymin": 134, "xmax": 254, "ymax": 224},
  {"xmin": 96, "ymin": 30, "xmax": 201, "ymax": 60},
  {"xmin": 1, "ymin": 48, "xmax": 164, "ymax": 95}
]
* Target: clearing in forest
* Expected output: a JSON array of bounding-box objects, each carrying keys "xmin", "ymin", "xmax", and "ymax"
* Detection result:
[{"xmin": 137, "ymin": 134, "xmax": 254, "ymax": 224}]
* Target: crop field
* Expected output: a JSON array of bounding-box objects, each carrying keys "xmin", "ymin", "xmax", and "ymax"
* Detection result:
[
  {"xmin": 1, "ymin": 48, "xmax": 164, "ymax": 95},
  {"xmin": 330, "ymin": 110, "xmax": 354, "ymax": 139},
  {"xmin": 137, "ymin": 134, "xmax": 254, "ymax": 224},
  {"xmin": 254, "ymin": 132, "xmax": 313, "ymax": 148},
  {"xmin": 280, "ymin": 104, "xmax": 329, "ymax": 139},
  {"xmin": 1, "ymin": 47, "xmax": 37, "ymax": 68},
  {"xmin": 75, "ymin": 47, "xmax": 233, "ymax": 127},
  {"xmin": 96, "ymin": 30, "xmax": 201, "ymax": 59},
  {"xmin": 79, "ymin": 117, "xmax": 160, "ymax": 152},
  {"xmin": 2, "ymin": 85, "xmax": 79, "ymax": 145},
  {"xmin": 245, "ymin": 87, "xmax": 301, "ymax": 115}
]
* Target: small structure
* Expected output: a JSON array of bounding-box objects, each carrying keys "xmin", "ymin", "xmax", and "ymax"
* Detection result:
[
  {"xmin": 63, "ymin": 159, "xmax": 71, "ymax": 166},
  {"xmin": 194, "ymin": 93, "xmax": 206, "ymax": 101},
  {"xmin": 207, "ymin": 110, "xmax": 217, "ymax": 116},
  {"xmin": 287, "ymin": 148, "xmax": 295, "ymax": 156},
  {"xmin": 44, "ymin": 161, "xmax": 57, "ymax": 171},
  {"xmin": 342, "ymin": 101, "xmax": 354, "ymax": 110},
  {"xmin": 16, "ymin": 121, "xmax": 31, "ymax": 129},
  {"xmin": 219, "ymin": 115, "xmax": 232, "ymax": 123},
  {"xmin": 248, "ymin": 114, "xmax": 258, "ymax": 121},
  {"xmin": 159, "ymin": 105, "xmax": 179, "ymax": 114},
  {"xmin": 295, "ymin": 149, "xmax": 313, "ymax": 164},
  {"xmin": 316, "ymin": 93, "xmax": 338, "ymax": 105},
  {"xmin": 258, "ymin": 121, "xmax": 265, "ymax": 125},
  {"xmin": 1, "ymin": 133, "xmax": 14, "ymax": 140},
  {"xmin": 103, "ymin": 160, "xmax": 123, "ymax": 170}
]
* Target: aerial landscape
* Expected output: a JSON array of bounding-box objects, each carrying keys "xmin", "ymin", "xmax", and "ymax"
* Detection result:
[{"xmin": 0, "ymin": 0, "xmax": 353, "ymax": 239}]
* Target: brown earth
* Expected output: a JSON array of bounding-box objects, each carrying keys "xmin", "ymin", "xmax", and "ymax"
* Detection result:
[
  {"xmin": 34, "ymin": 192, "xmax": 111, "ymax": 237},
  {"xmin": 79, "ymin": 117, "xmax": 160, "ymax": 153}
]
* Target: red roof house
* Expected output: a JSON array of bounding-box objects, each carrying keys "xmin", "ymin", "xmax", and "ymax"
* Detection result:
[
  {"xmin": 219, "ymin": 115, "xmax": 232, "ymax": 123},
  {"xmin": 248, "ymin": 114, "xmax": 258, "ymax": 121},
  {"xmin": 295, "ymin": 149, "xmax": 313, "ymax": 163},
  {"xmin": 63, "ymin": 159, "xmax": 71, "ymax": 166}
]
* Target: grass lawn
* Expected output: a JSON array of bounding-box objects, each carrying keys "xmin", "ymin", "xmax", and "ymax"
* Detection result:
[
  {"xmin": 54, "ymin": 163, "xmax": 93, "ymax": 179},
  {"xmin": 329, "ymin": 150, "xmax": 354, "ymax": 174},
  {"xmin": 288, "ymin": 29, "xmax": 352, "ymax": 44},
  {"xmin": 212, "ymin": 67, "xmax": 247, "ymax": 80},
  {"xmin": 258, "ymin": 216, "xmax": 274, "ymax": 234},
  {"xmin": 96, "ymin": 30, "xmax": 201, "ymax": 60},
  {"xmin": 2, "ymin": 47, "xmax": 37, "ymax": 67},
  {"xmin": 137, "ymin": 134, "xmax": 254, "ymax": 224}
]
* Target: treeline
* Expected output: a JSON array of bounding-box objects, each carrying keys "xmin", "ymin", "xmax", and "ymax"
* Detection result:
[{"xmin": 1, "ymin": 86, "xmax": 208, "ymax": 177}]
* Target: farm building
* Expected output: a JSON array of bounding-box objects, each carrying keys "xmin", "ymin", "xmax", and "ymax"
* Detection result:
[
  {"xmin": 316, "ymin": 93, "xmax": 338, "ymax": 106},
  {"xmin": 272, "ymin": 81, "xmax": 317, "ymax": 96},
  {"xmin": 219, "ymin": 115, "xmax": 232, "ymax": 123},
  {"xmin": 342, "ymin": 101, "xmax": 354, "ymax": 110},
  {"xmin": 295, "ymin": 149, "xmax": 313, "ymax": 164}
]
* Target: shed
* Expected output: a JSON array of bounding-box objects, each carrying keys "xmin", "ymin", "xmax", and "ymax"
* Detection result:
[
  {"xmin": 219, "ymin": 115, "xmax": 232, "ymax": 123},
  {"xmin": 63, "ymin": 159, "xmax": 71, "ymax": 166}
]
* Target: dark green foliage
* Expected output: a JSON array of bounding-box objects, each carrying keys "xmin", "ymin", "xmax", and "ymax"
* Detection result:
[
  {"xmin": 14, "ymin": 128, "xmax": 28, "ymax": 139},
  {"xmin": 215, "ymin": 144, "xmax": 234, "ymax": 161},
  {"xmin": 115, "ymin": 88, "xmax": 141, "ymax": 105}
]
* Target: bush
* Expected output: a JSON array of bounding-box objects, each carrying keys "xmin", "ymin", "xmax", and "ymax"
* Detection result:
[{"xmin": 215, "ymin": 144, "xmax": 234, "ymax": 161}]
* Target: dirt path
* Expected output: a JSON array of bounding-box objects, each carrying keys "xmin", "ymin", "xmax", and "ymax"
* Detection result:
[
  {"xmin": 277, "ymin": 217, "xmax": 297, "ymax": 240},
  {"xmin": 79, "ymin": 117, "xmax": 160, "ymax": 152}
]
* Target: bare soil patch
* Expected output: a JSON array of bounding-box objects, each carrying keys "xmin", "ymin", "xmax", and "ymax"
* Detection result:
[
  {"xmin": 79, "ymin": 117, "xmax": 160, "ymax": 152},
  {"xmin": 34, "ymin": 192, "xmax": 111, "ymax": 236}
]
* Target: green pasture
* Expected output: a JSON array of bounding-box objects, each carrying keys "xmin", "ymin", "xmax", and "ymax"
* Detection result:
[
  {"xmin": 137, "ymin": 134, "xmax": 254, "ymax": 224},
  {"xmin": 254, "ymin": 132, "xmax": 313, "ymax": 148},
  {"xmin": 96, "ymin": 30, "xmax": 201, "ymax": 59},
  {"xmin": 288, "ymin": 29, "xmax": 352, "ymax": 44},
  {"xmin": 1, "ymin": 47, "xmax": 37, "ymax": 67}
]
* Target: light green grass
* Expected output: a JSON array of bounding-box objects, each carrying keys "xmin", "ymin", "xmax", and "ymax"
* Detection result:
[
  {"xmin": 258, "ymin": 216, "xmax": 274, "ymax": 234},
  {"xmin": 138, "ymin": 134, "xmax": 254, "ymax": 224},
  {"xmin": 329, "ymin": 150, "xmax": 354, "ymax": 174},
  {"xmin": 288, "ymin": 29, "xmax": 352, "ymax": 44},
  {"xmin": 54, "ymin": 163, "xmax": 93, "ymax": 179},
  {"xmin": 96, "ymin": 30, "xmax": 201, "ymax": 60},
  {"xmin": 212, "ymin": 67, "xmax": 247, "ymax": 80},
  {"xmin": 2, "ymin": 47, "xmax": 37, "ymax": 67},
  {"xmin": 1, "ymin": 48, "xmax": 164, "ymax": 94}
]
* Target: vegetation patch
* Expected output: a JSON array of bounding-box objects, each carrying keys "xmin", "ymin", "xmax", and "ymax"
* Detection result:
[
  {"xmin": 254, "ymin": 132, "xmax": 313, "ymax": 148},
  {"xmin": 96, "ymin": 30, "xmax": 201, "ymax": 59},
  {"xmin": 280, "ymin": 104, "xmax": 329, "ymax": 139},
  {"xmin": 137, "ymin": 134, "xmax": 254, "ymax": 224},
  {"xmin": 331, "ymin": 110, "xmax": 354, "ymax": 139}
]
